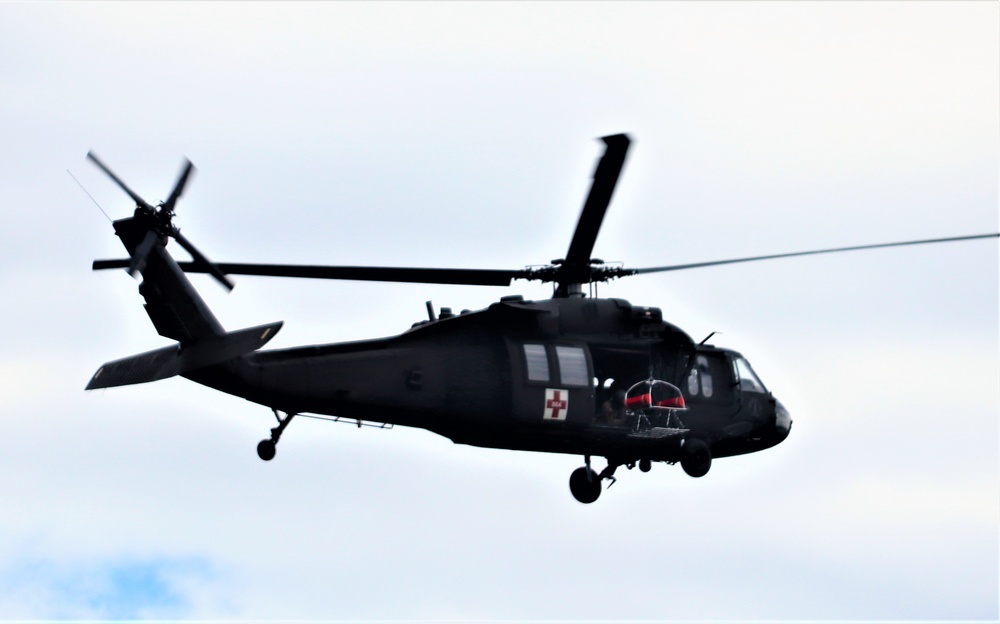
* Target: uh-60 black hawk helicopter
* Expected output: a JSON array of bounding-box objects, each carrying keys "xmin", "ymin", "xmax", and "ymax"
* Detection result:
[{"xmin": 86, "ymin": 134, "xmax": 998, "ymax": 503}]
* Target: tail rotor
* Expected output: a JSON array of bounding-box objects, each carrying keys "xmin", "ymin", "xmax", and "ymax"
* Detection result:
[
  {"xmin": 86, "ymin": 151, "xmax": 155, "ymax": 212},
  {"xmin": 87, "ymin": 152, "xmax": 233, "ymax": 291}
]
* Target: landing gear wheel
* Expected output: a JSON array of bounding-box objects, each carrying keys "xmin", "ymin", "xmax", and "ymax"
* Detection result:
[
  {"xmin": 257, "ymin": 409, "xmax": 296, "ymax": 462},
  {"xmin": 256, "ymin": 439, "xmax": 276, "ymax": 461},
  {"xmin": 569, "ymin": 467, "xmax": 602, "ymax": 504},
  {"xmin": 639, "ymin": 458, "xmax": 651, "ymax": 473},
  {"xmin": 681, "ymin": 439, "xmax": 712, "ymax": 478}
]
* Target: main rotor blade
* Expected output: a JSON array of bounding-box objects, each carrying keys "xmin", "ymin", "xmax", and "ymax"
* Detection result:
[
  {"xmin": 189, "ymin": 263, "xmax": 528, "ymax": 287},
  {"xmin": 162, "ymin": 159, "xmax": 195, "ymax": 214},
  {"xmin": 91, "ymin": 259, "xmax": 531, "ymax": 287},
  {"xmin": 86, "ymin": 151, "xmax": 154, "ymax": 211},
  {"xmin": 171, "ymin": 229, "xmax": 235, "ymax": 291},
  {"xmin": 563, "ymin": 134, "xmax": 631, "ymax": 270},
  {"xmin": 633, "ymin": 233, "xmax": 1000, "ymax": 275}
]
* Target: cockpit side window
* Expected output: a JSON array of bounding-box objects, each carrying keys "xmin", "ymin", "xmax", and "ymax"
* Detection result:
[
  {"xmin": 734, "ymin": 357, "xmax": 766, "ymax": 393},
  {"xmin": 686, "ymin": 367, "xmax": 699, "ymax": 395}
]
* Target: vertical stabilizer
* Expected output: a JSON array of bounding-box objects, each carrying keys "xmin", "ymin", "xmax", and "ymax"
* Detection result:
[{"xmin": 113, "ymin": 213, "xmax": 225, "ymax": 345}]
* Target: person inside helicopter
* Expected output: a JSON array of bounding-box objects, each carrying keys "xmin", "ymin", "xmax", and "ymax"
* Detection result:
[{"xmin": 596, "ymin": 378, "xmax": 627, "ymax": 424}]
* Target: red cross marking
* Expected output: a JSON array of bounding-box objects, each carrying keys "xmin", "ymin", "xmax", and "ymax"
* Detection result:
[{"xmin": 546, "ymin": 390, "xmax": 568, "ymax": 419}]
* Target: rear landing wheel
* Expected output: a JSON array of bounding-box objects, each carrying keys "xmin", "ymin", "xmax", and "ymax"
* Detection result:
[
  {"xmin": 257, "ymin": 409, "xmax": 296, "ymax": 462},
  {"xmin": 569, "ymin": 467, "xmax": 602, "ymax": 504},
  {"xmin": 256, "ymin": 439, "xmax": 276, "ymax": 461}
]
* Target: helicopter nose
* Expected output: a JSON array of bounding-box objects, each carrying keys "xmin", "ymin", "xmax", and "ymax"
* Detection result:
[{"xmin": 774, "ymin": 400, "xmax": 792, "ymax": 441}]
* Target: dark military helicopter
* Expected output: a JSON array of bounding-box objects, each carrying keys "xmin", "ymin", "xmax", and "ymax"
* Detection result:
[{"xmin": 86, "ymin": 135, "xmax": 998, "ymax": 503}]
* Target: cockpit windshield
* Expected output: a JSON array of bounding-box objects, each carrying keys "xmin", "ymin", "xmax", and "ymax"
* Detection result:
[{"xmin": 734, "ymin": 357, "xmax": 766, "ymax": 393}]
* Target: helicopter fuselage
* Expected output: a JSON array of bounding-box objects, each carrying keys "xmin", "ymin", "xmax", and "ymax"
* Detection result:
[
  {"xmin": 185, "ymin": 295, "xmax": 792, "ymax": 465},
  {"xmin": 83, "ymin": 134, "xmax": 995, "ymax": 502}
]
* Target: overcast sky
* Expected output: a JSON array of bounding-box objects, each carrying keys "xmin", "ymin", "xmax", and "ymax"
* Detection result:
[{"xmin": 1, "ymin": 2, "xmax": 997, "ymax": 620}]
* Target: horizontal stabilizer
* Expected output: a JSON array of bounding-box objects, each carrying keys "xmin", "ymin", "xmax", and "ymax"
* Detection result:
[{"xmin": 87, "ymin": 321, "xmax": 282, "ymax": 390}]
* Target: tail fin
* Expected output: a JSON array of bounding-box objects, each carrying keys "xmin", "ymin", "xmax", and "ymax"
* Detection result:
[
  {"xmin": 86, "ymin": 321, "xmax": 282, "ymax": 390},
  {"xmin": 111, "ymin": 213, "xmax": 226, "ymax": 344}
]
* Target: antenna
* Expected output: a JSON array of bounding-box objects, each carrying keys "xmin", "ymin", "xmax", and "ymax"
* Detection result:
[
  {"xmin": 67, "ymin": 169, "xmax": 112, "ymax": 222},
  {"xmin": 698, "ymin": 331, "xmax": 719, "ymax": 345}
]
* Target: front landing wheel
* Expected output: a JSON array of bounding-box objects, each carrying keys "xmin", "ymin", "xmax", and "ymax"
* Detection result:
[
  {"xmin": 569, "ymin": 467, "xmax": 602, "ymax": 504},
  {"xmin": 681, "ymin": 439, "xmax": 712, "ymax": 477},
  {"xmin": 256, "ymin": 439, "xmax": 276, "ymax": 461}
]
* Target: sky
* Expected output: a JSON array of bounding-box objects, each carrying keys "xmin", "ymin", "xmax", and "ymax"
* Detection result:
[{"xmin": 1, "ymin": 1, "xmax": 997, "ymax": 620}]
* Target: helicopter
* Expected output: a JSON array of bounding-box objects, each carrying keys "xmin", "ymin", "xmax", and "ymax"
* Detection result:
[{"xmin": 85, "ymin": 134, "xmax": 999, "ymax": 504}]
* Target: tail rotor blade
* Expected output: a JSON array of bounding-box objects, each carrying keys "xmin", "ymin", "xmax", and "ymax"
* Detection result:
[
  {"xmin": 162, "ymin": 159, "xmax": 195, "ymax": 214},
  {"xmin": 172, "ymin": 229, "xmax": 235, "ymax": 291},
  {"xmin": 86, "ymin": 151, "xmax": 154, "ymax": 211}
]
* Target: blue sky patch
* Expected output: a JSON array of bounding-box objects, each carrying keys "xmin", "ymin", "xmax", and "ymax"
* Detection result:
[{"xmin": 3, "ymin": 555, "xmax": 216, "ymax": 619}]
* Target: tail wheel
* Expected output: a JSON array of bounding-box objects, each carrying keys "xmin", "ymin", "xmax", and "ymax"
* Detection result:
[
  {"xmin": 569, "ymin": 466, "xmax": 602, "ymax": 504},
  {"xmin": 681, "ymin": 439, "xmax": 712, "ymax": 478},
  {"xmin": 256, "ymin": 409, "xmax": 296, "ymax": 461}
]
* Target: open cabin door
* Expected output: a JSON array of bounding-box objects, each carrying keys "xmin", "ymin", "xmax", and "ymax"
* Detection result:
[{"xmin": 508, "ymin": 341, "xmax": 595, "ymax": 425}]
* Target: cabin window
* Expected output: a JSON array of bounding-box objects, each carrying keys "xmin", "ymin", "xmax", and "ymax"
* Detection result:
[
  {"xmin": 523, "ymin": 344, "xmax": 550, "ymax": 382},
  {"xmin": 555, "ymin": 346, "xmax": 589, "ymax": 387}
]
